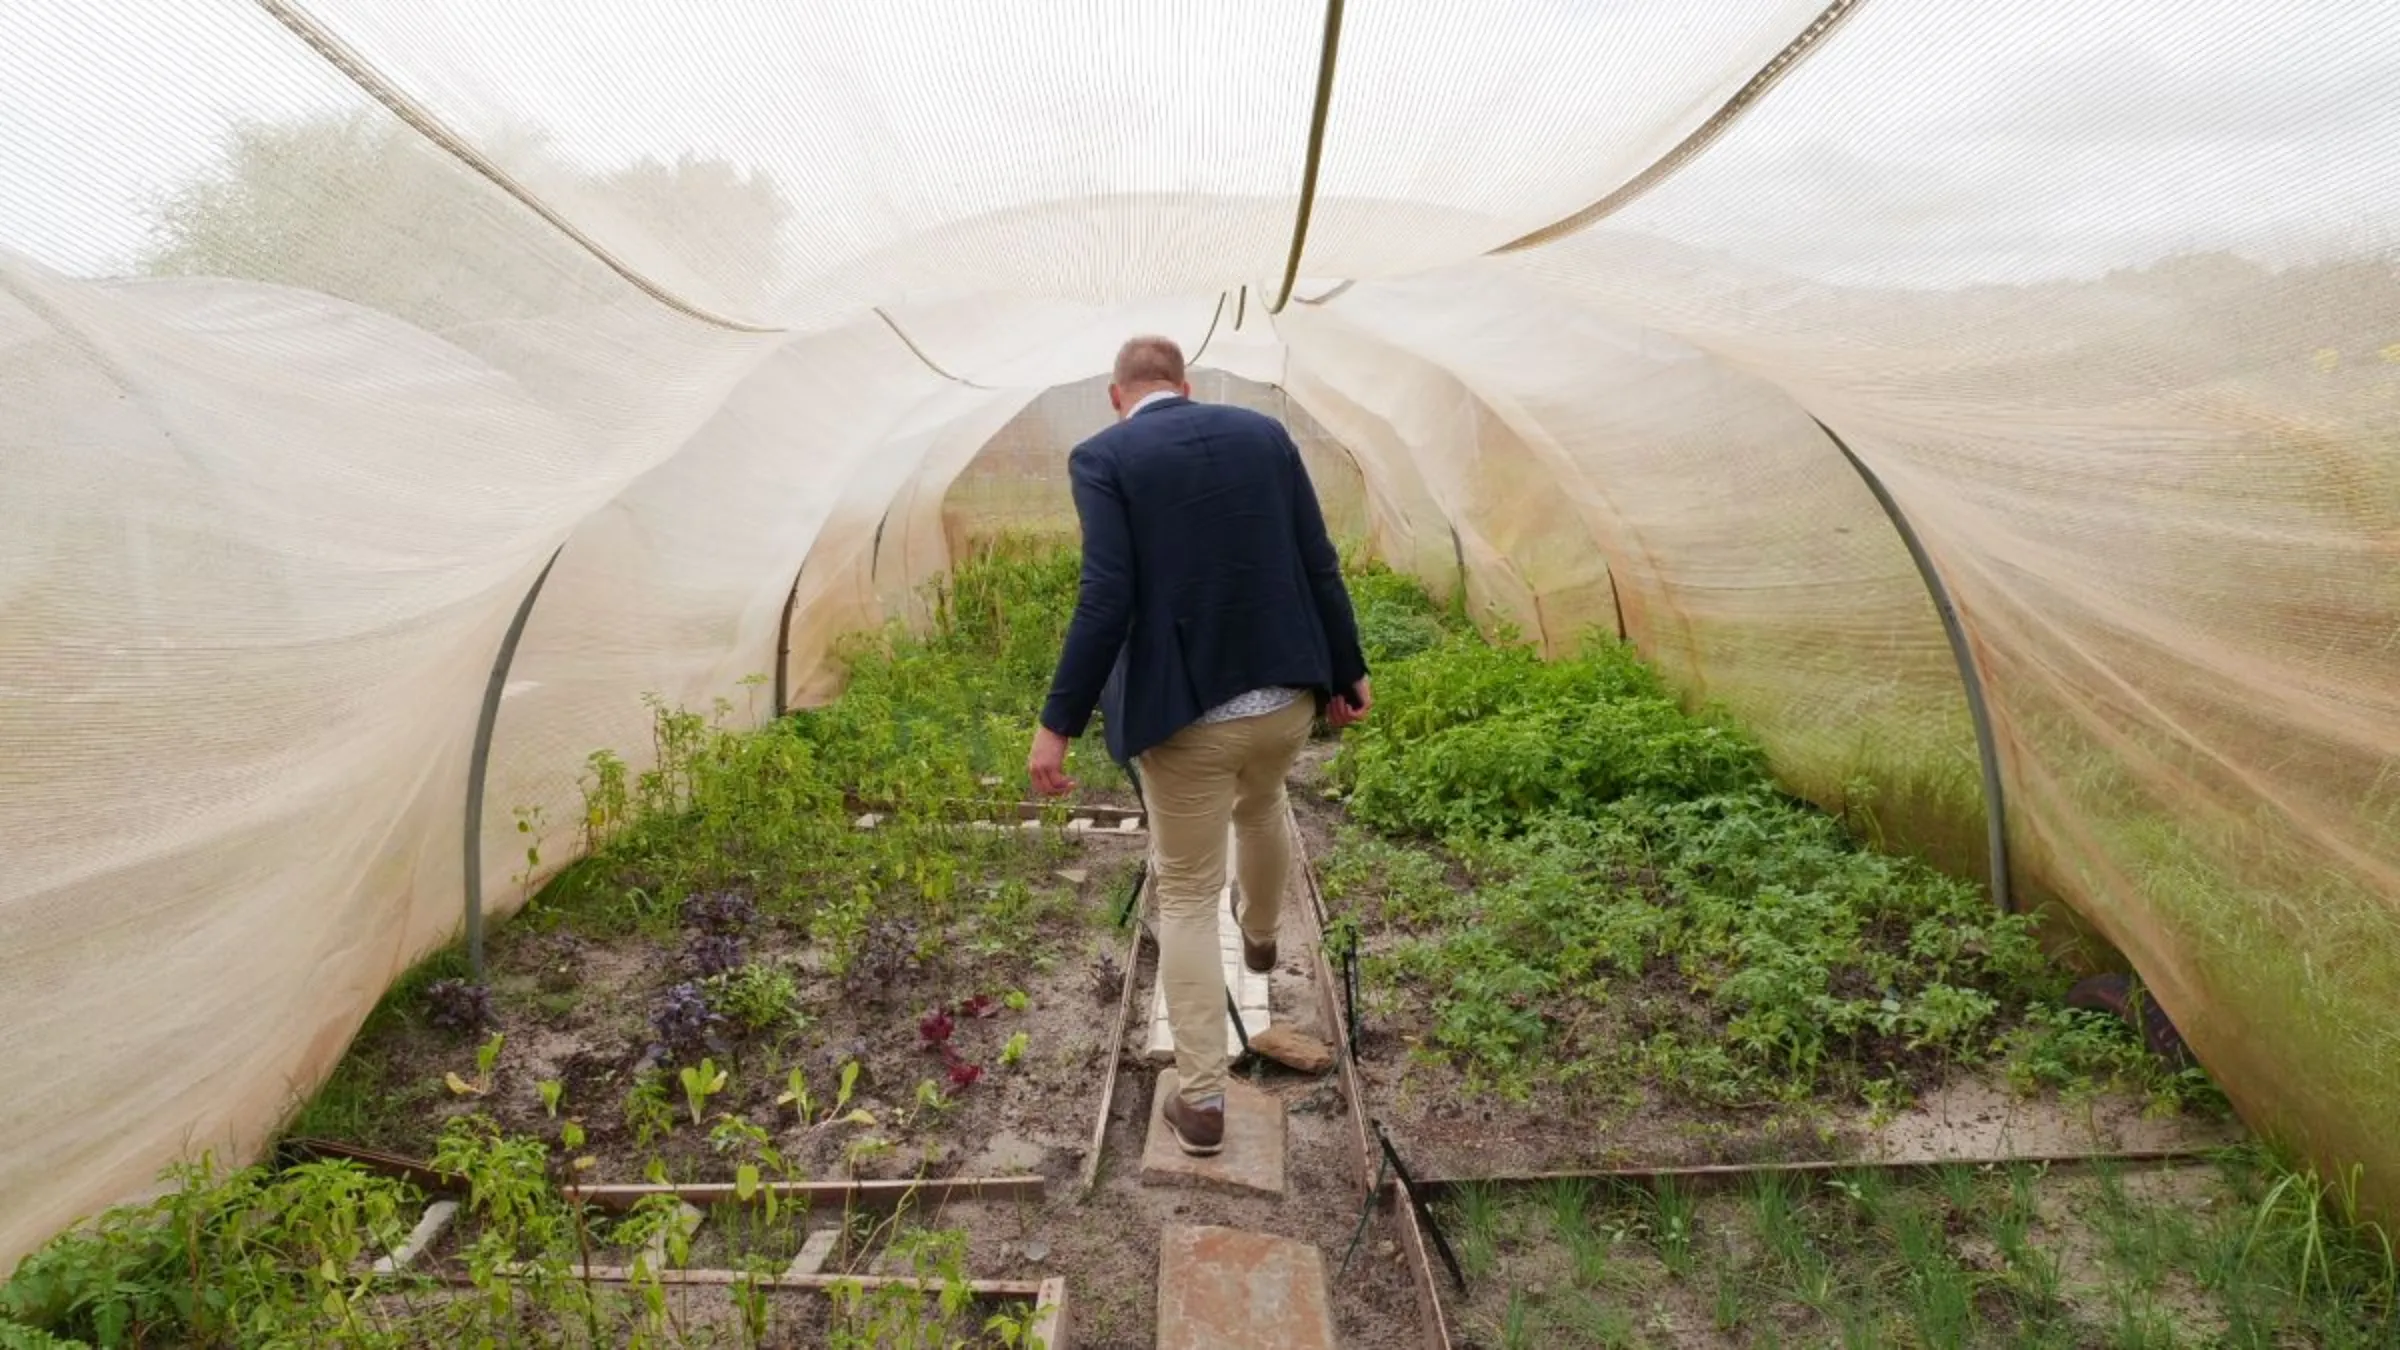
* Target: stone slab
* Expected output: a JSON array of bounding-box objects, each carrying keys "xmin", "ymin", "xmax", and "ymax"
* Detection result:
[
  {"xmin": 1141, "ymin": 1071, "xmax": 1284, "ymax": 1197},
  {"xmin": 783, "ymin": 1228, "xmax": 839, "ymax": 1278},
  {"xmin": 1248, "ymin": 1025, "xmax": 1332, "ymax": 1075},
  {"xmin": 370, "ymin": 1199, "xmax": 458, "ymax": 1275},
  {"xmin": 1156, "ymin": 1224, "xmax": 1337, "ymax": 1350}
]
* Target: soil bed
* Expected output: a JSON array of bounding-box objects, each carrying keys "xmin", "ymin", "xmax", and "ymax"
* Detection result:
[{"xmin": 315, "ymin": 826, "xmax": 1148, "ymax": 1193}]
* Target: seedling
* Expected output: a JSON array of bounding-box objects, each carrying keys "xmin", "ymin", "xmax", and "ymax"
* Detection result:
[
  {"xmin": 1003, "ymin": 989, "xmax": 1030, "ymax": 1013},
  {"xmin": 443, "ymin": 1032, "xmax": 505, "ymax": 1097},
  {"xmin": 1000, "ymin": 1031, "xmax": 1029, "ymax": 1068},
  {"xmin": 678, "ymin": 1058, "xmax": 728, "ymax": 1124},
  {"xmin": 537, "ymin": 1079, "xmax": 564, "ymax": 1118}
]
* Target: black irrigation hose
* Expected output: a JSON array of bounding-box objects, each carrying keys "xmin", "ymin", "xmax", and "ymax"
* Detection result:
[
  {"xmin": 1340, "ymin": 943, "xmax": 1362, "ymax": 1060},
  {"xmin": 1376, "ymin": 1120, "xmax": 1467, "ymax": 1294}
]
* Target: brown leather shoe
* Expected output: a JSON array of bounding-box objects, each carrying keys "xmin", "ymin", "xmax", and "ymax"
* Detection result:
[{"xmin": 1162, "ymin": 1091, "xmax": 1225, "ymax": 1156}]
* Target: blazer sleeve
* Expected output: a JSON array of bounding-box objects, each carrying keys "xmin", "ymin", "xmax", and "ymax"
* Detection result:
[
  {"xmin": 1285, "ymin": 431, "xmax": 1369, "ymax": 689},
  {"xmin": 1040, "ymin": 443, "xmax": 1137, "ymax": 737}
]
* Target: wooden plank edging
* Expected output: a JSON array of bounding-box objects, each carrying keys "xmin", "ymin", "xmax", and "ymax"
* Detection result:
[
  {"xmin": 1079, "ymin": 919, "xmax": 1147, "ymax": 1193},
  {"xmin": 473, "ymin": 1264, "xmax": 1048, "ymax": 1296},
  {"xmin": 1291, "ymin": 806, "xmax": 1451, "ymax": 1349},
  {"xmin": 562, "ymin": 1175, "xmax": 1043, "ymax": 1212},
  {"xmin": 1411, "ymin": 1146, "xmax": 2231, "ymax": 1198}
]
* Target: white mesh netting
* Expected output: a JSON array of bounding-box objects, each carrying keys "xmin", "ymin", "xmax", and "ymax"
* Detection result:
[{"xmin": 3, "ymin": 0, "xmax": 2396, "ymax": 1262}]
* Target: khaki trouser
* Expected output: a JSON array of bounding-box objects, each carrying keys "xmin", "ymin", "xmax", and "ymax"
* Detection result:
[{"xmin": 1136, "ymin": 696, "xmax": 1316, "ymax": 1104}]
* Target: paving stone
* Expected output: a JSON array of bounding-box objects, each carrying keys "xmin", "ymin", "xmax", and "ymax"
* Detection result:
[
  {"xmin": 1249, "ymin": 1025, "xmax": 1333, "ymax": 1075},
  {"xmin": 783, "ymin": 1228, "xmax": 839, "ymax": 1278},
  {"xmin": 370, "ymin": 1199, "xmax": 458, "ymax": 1275},
  {"xmin": 1156, "ymin": 1224, "xmax": 1336, "ymax": 1350},
  {"xmin": 638, "ymin": 1202, "xmax": 704, "ymax": 1274},
  {"xmin": 1142, "ymin": 1071, "xmax": 1284, "ymax": 1197}
]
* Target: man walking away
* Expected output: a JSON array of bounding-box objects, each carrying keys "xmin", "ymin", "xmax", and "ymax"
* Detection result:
[{"xmin": 1028, "ymin": 336, "xmax": 1371, "ymax": 1155}]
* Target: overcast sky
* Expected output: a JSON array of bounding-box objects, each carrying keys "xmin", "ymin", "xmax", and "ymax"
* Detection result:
[{"xmin": 4, "ymin": 0, "xmax": 2396, "ymax": 295}]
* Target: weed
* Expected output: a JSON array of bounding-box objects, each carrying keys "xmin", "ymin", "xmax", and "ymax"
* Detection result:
[
  {"xmin": 624, "ymin": 1070, "xmax": 676, "ymax": 1147},
  {"xmin": 1447, "ymin": 1182, "xmax": 1503, "ymax": 1281},
  {"xmin": 711, "ymin": 960, "xmax": 802, "ymax": 1036}
]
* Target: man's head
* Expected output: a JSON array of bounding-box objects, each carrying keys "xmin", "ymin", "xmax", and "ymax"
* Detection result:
[{"xmin": 1108, "ymin": 336, "xmax": 1190, "ymax": 419}]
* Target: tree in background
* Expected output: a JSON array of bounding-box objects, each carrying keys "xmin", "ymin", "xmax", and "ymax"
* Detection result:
[{"xmin": 144, "ymin": 112, "xmax": 790, "ymax": 331}]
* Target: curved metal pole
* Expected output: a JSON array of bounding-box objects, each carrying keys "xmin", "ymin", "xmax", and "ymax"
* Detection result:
[
  {"xmin": 1264, "ymin": 0, "xmax": 1348, "ymax": 315},
  {"xmin": 772, "ymin": 558, "xmax": 808, "ymax": 718},
  {"xmin": 464, "ymin": 545, "xmax": 565, "ymax": 980},
  {"xmin": 1809, "ymin": 416, "xmax": 2014, "ymax": 915}
]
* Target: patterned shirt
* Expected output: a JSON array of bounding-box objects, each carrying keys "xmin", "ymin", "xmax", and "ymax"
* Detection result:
[{"xmin": 1196, "ymin": 685, "xmax": 1305, "ymax": 726}]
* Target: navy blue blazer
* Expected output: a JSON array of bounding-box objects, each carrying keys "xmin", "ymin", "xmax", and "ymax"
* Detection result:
[{"xmin": 1038, "ymin": 396, "xmax": 1368, "ymax": 764}]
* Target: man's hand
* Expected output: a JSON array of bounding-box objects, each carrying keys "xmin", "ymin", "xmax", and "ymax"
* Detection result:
[
  {"xmin": 1325, "ymin": 677, "xmax": 1373, "ymax": 731},
  {"xmin": 1027, "ymin": 725, "xmax": 1078, "ymax": 797}
]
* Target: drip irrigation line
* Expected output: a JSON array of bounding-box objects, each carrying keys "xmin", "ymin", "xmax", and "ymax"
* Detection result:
[
  {"xmin": 1340, "ymin": 943, "xmax": 1362, "ymax": 1060},
  {"xmin": 1265, "ymin": 0, "xmax": 1348, "ymax": 315},
  {"xmin": 465, "ymin": 544, "xmax": 564, "ymax": 982},
  {"xmin": 1234, "ymin": 284, "xmax": 1249, "ymax": 331},
  {"xmin": 1339, "ymin": 1146, "xmax": 1398, "ymax": 1279},
  {"xmin": 1114, "ymin": 858, "xmax": 1150, "ymax": 929},
  {"xmin": 1116, "ymin": 757, "xmax": 1150, "ymax": 927},
  {"xmin": 1490, "ymin": 0, "xmax": 1868, "ymax": 255},
  {"xmin": 1293, "ymin": 279, "xmax": 1355, "ymax": 307},
  {"xmin": 1376, "ymin": 1121, "xmax": 1467, "ymax": 1293},
  {"xmin": 1811, "ymin": 414, "xmax": 2014, "ymax": 915},
  {"xmin": 251, "ymin": 0, "xmax": 782, "ymax": 334}
]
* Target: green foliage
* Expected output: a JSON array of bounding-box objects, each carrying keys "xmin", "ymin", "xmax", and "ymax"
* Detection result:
[
  {"xmin": 1345, "ymin": 558, "xmax": 1466, "ymax": 666},
  {"xmin": 524, "ymin": 538, "xmax": 1096, "ymax": 945},
  {"xmin": 1320, "ymin": 571, "xmax": 2108, "ymax": 1106},
  {"xmin": 709, "ymin": 961, "xmax": 803, "ymax": 1037},
  {"xmin": 0, "ymin": 1155, "xmax": 409, "ymax": 1347},
  {"xmin": 1333, "ymin": 633, "xmax": 1764, "ymax": 838}
]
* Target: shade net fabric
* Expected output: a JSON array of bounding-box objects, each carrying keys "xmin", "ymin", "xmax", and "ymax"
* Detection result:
[{"xmin": 2, "ymin": 0, "xmax": 2396, "ymax": 1263}]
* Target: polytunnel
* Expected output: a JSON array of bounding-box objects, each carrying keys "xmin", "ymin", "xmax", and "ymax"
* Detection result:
[{"xmin": 2, "ymin": 0, "xmax": 2397, "ymax": 1318}]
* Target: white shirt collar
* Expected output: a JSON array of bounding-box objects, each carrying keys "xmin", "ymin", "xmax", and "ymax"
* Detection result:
[{"xmin": 1129, "ymin": 389, "xmax": 1181, "ymax": 418}]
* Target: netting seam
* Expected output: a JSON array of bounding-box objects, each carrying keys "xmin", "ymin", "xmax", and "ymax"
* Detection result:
[
  {"xmin": 250, "ymin": 0, "xmax": 785, "ymax": 334},
  {"xmin": 1490, "ymin": 0, "xmax": 1868, "ymax": 255},
  {"xmin": 1265, "ymin": 0, "xmax": 1348, "ymax": 315}
]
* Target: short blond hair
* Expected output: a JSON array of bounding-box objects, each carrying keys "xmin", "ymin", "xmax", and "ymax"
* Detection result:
[{"xmin": 1113, "ymin": 335, "xmax": 1186, "ymax": 389}]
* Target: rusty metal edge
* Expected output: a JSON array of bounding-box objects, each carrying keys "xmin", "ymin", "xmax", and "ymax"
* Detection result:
[
  {"xmin": 1291, "ymin": 806, "xmax": 1452, "ymax": 1350},
  {"xmin": 1411, "ymin": 1145, "xmax": 2231, "ymax": 1199},
  {"xmin": 1079, "ymin": 917, "xmax": 1147, "ymax": 1194},
  {"xmin": 562, "ymin": 1175, "xmax": 1044, "ymax": 1212},
  {"xmin": 1387, "ymin": 1170, "xmax": 1459, "ymax": 1350}
]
